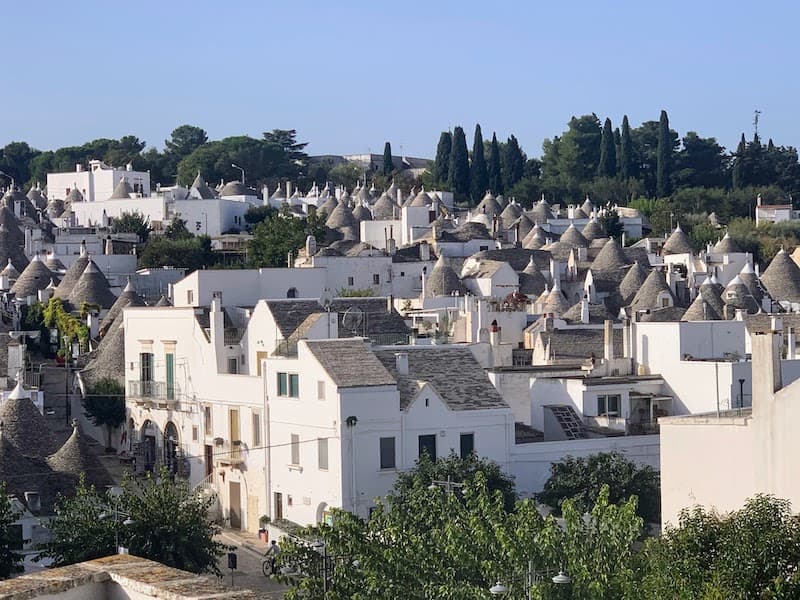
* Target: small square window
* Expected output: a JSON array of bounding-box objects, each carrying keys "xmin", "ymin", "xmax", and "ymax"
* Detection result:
[
  {"xmin": 373, "ymin": 274, "xmax": 380, "ymax": 285},
  {"xmin": 380, "ymin": 437, "xmax": 396, "ymax": 469},
  {"xmin": 460, "ymin": 433, "xmax": 474, "ymax": 458},
  {"xmin": 347, "ymin": 276, "xmax": 355, "ymax": 287}
]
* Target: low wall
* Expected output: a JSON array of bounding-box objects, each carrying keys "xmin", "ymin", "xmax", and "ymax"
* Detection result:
[{"xmin": 509, "ymin": 434, "xmax": 660, "ymax": 497}]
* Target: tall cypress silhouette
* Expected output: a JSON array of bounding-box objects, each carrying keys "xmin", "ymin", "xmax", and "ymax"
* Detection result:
[
  {"xmin": 470, "ymin": 124, "xmax": 488, "ymax": 201},
  {"xmin": 620, "ymin": 115, "xmax": 633, "ymax": 179},
  {"xmin": 433, "ymin": 132, "xmax": 452, "ymax": 186},
  {"xmin": 448, "ymin": 126, "xmax": 470, "ymax": 197},
  {"xmin": 488, "ymin": 132, "xmax": 503, "ymax": 194},
  {"xmin": 598, "ymin": 118, "xmax": 617, "ymax": 178},
  {"xmin": 656, "ymin": 110, "xmax": 672, "ymax": 197},
  {"xmin": 382, "ymin": 142, "xmax": 394, "ymax": 176}
]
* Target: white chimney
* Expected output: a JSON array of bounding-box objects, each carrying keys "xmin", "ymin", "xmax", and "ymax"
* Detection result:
[
  {"xmin": 210, "ymin": 291, "xmax": 224, "ymax": 371},
  {"xmin": 87, "ymin": 311, "xmax": 99, "ymax": 339},
  {"xmin": 395, "ymin": 352, "xmax": 409, "ymax": 375},
  {"xmin": 580, "ymin": 296, "xmax": 590, "ymax": 324},
  {"xmin": 489, "ymin": 320, "xmax": 501, "ymax": 346},
  {"xmin": 752, "ymin": 331, "xmax": 783, "ymax": 421},
  {"xmin": 305, "ymin": 235, "xmax": 317, "ymax": 257},
  {"xmin": 420, "ymin": 241, "xmax": 430, "ymax": 262},
  {"xmin": 787, "ymin": 327, "xmax": 796, "ymax": 360},
  {"xmin": 76, "ymin": 164, "xmax": 83, "ymax": 173},
  {"xmin": 603, "ymin": 320, "xmax": 615, "ymax": 360}
]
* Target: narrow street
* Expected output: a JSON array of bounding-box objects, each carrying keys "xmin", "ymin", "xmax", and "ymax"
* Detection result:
[{"xmin": 209, "ymin": 530, "xmax": 288, "ymax": 598}]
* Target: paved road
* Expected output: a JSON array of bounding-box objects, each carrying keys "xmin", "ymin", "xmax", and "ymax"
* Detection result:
[{"xmin": 207, "ymin": 532, "xmax": 288, "ymax": 598}]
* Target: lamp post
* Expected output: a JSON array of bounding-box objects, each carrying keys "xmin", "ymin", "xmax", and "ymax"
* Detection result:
[
  {"xmin": 231, "ymin": 163, "xmax": 245, "ymax": 185},
  {"xmin": 489, "ymin": 561, "xmax": 571, "ymax": 600},
  {"xmin": 311, "ymin": 541, "xmax": 359, "ymax": 599},
  {"xmin": 738, "ymin": 377, "xmax": 746, "ymax": 409},
  {"xmin": 100, "ymin": 486, "xmax": 135, "ymax": 554},
  {"xmin": 428, "ymin": 475, "xmax": 465, "ymax": 494}
]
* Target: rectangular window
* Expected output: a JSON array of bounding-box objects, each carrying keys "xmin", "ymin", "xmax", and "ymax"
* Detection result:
[
  {"xmin": 139, "ymin": 352, "xmax": 153, "ymax": 382},
  {"xmin": 418, "ymin": 434, "xmax": 436, "ymax": 461},
  {"xmin": 165, "ymin": 353, "xmax": 175, "ymax": 400},
  {"xmin": 203, "ymin": 406, "xmax": 212, "ymax": 435},
  {"xmin": 317, "ymin": 380, "xmax": 326, "ymax": 401},
  {"xmin": 278, "ymin": 372, "xmax": 287, "ymax": 396},
  {"xmin": 460, "ymin": 433, "xmax": 475, "ymax": 459},
  {"xmin": 187, "ymin": 290, "xmax": 194, "ymax": 304},
  {"xmin": 252, "ymin": 411, "xmax": 262, "ymax": 447},
  {"xmin": 192, "ymin": 426, "xmax": 199, "ymax": 442},
  {"xmin": 291, "ymin": 434, "xmax": 300, "ymax": 465},
  {"xmin": 289, "ymin": 373, "xmax": 299, "ymax": 397},
  {"xmin": 373, "ymin": 274, "xmax": 380, "ymax": 285},
  {"xmin": 227, "ymin": 358, "xmax": 238, "ymax": 374},
  {"xmin": 380, "ymin": 437, "xmax": 396, "ymax": 469},
  {"xmin": 597, "ymin": 394, "xmax": 621, "ymax": 416},
  {"xmin": 347, "ymin": 276, "xmax": 354, "ymax": 286},
  {"xmin": 318, "ymin": 438, "xmax": 328, "ymax": 470},
  {"xmin": 229, "ymin": 408, "xmax": 240, "ymax": 443}
]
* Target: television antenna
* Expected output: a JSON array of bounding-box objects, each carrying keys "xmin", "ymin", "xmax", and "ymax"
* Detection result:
[
  {"xmin": 341, "ymin": 307, "xmax": 364, "ymax": 335},
  {"xmin": 754, "ymin": 109, "xmax": 762, "ymax": 139},
  {"xmin": 318, "ymin": 289, "xmax": 333, "ymax": 312}
]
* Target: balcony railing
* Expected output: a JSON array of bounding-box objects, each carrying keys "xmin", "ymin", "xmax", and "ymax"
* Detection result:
[
  {"xmin": 127, "ymin": 380, "xmax": 180, "ymax": 403},
  {"xmin": 215, "ymin": 440, "xmax": 245, "ymax": 467}
]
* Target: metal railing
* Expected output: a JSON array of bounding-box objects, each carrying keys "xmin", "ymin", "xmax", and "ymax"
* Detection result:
[
  {"xmin": 127, "ymin": 380, "xmax": 180, "ymax": 401},
  {"xmin": 274, "ymin": 339, "xmax": 299, "ymax": 357}
]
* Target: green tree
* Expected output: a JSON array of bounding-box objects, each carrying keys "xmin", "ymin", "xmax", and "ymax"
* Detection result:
[
  {"xmin": 502, "ymin": 134, "xmax": 525, "ymax": 192},
  {"xmin": 111, "ymin": 212, "xmax": 150, "ymax": 243},
  {"xmin": 262, "ymin": 129, "xmax": 309, "ymax": 167},
  {"xmin": 432, "ymin": 131, "xmax": 452, "ymax": 187},
  {"xmin": 470, "ymin": 124, "xmax": 489, "ymax": 202},
  {"xmin": 40, "ymin": 470, "xmax": 229, "ymax": 575},
  {"xmin": 488, "ymin": 132, "xmax": 503, "ymax": 194},
  {"xmin": 599, "ymin": 207, "xmax": 625, "ymax": 240},
  {"xmin": 598, "ymin": 118, "xmax": 617, "ymax": 178},
  {"xmin": 448, "ymin": 126, "xmax": 470, "ymax": 199},
  {"xmin": 0, "ymin": 483, "xmax": 22, "ymax": 578},
  {"xmin": 0, "ymin": 141, "xmax": 40, "ymax": 187},
  {"xmin": 328, "ymin": 162, "xmax": 364, "ymax": 190},
  {"xmin": 138, "ymin": 236, "xmax": 214, "ymax": 270},
  {"xmin": 620, "ymin": 115, "xmax": 634, "ymax": 179},
  {"xmin": 536, "ymin": 452, "xmax": 660, "ymax": 523},
  {"xmin": 636, "ymin": 495, "xmax": 800, "ymax": 599},
  {"xmin": 632, "ymin": 120, "xmax": 678, "ymax": 198},
  {"xmin": 165, "ymin": 125, "xmax": 208, "ymax": 161},
  {"xmin": 382, "ymin": 142, "xmax": 394, "ymax": 176},
  {"xmin": 244, "ymin": 205, "xmax": 277, "ymax": 226},
  {"xmin": 82, "ymin": 378, "xmax": 125, "ymax": 451},
  {"xmin": 672, "ymin": 132, "xmax": 728, "ymax": 189},
  {"xmin": 393, "ymin": 451, "xmax": 517, "ymax": 512},
  {"xmin": 656, "ymin": 110, "xmax": 673, "ymax": 197},
  {"xmin": 163, "ymin": 216, "xmax": 193, "ymax": 240},
  {"xmin": 249, "ymin": 208, "xmax": 326, "ymax": 268},
  {"xmin": 543, "ymin": 115, "xmax": 601, "ymax": 200}
]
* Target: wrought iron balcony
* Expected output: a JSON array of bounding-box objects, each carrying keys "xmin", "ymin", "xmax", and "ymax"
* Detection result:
[{"xmin": 127, "ymin": 380, "xmax": 181, "ymax": 405}]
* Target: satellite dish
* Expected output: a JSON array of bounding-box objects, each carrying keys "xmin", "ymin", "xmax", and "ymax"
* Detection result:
[
  {"xmin": 342, "ymin": 307, "xmax": 364, "ymax": 334},
  {"xmin": 318, "ymin": 289, "xmax": 333, "ymax": 312}
]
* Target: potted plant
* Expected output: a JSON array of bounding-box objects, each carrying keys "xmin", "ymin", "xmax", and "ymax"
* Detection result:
[{"xmin": 258, "ymin": 515, "xmax": 270, "ymax": 542}]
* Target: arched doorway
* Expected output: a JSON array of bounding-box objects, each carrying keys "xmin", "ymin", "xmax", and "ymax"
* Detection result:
[
  {"xmin": 316, "ymin": 502, "xmax": 331, "ymax": 525},
  {"xmin": 140, "ymin": 420, "xmax": 158, "ymax": 473},
  {"xmin": 163, "ymin": 422, "xmax": 179, "ymax": 476},
  {"xmin": 287, "ymin": 287, "xmax": 298, "ymax": 298}
]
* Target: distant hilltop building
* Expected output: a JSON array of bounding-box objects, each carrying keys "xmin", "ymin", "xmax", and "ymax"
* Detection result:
[
  {"xmin": 46, "ymin": 160, "xmax": 150, "ymax": 203},
  {"xmin": 310, "ymin": 153, "xmax": 431, "ymax": 177}
]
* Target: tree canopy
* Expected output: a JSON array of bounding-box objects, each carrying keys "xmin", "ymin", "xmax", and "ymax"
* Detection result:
[
  {"xmin": 82, "ymin": 378, "xmax": 125, "ymax": 451},
  {"xmin": 248, "ymin": 207, "xmax": 326, "ymax": 268}
]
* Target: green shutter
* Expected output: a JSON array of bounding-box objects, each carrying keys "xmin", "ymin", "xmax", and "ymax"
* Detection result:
[{"xmin": 166, "ymin": 354, "xmax": 175, "ymax": 400}]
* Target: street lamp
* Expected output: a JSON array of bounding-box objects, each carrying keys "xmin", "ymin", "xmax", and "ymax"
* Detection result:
[
  {"xmin": 428, "ymin": 475, "xmax": 465, "ymax": 493},
  {"xmin": 489, "ymin": 561, "xmax": 571, "ymax": 599},
  {"xmin": 311, "ymin": 541, "xmax": 359, "ymax": 598},
  {"xmin": 231, "ymin": 163, "xmax": 245, "ymax": 185},
  {"xmin": 100, "ymin": 486, "xmax": 135, "ymax": 554}
]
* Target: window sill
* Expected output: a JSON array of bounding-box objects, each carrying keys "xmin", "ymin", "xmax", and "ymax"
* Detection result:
[
  {"xmin": 287, "ymin": 464, "xmax": 303, "ymax": 472},
  {"xmin": 379, "ymin": 468, "xmax": 397, "ymax": 473}
]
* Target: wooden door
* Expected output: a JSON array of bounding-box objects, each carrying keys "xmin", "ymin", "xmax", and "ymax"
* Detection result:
[
  {"xmin": 204, "ymin": 445, "xmax": 213, "ymax": 477},
  {"xmin": 229, "ymin": 481, "xmax": 241, "ymax": 529},
  {"xmin": 274, "ymin": 492, "xmax": 283, "ymax": 521}
]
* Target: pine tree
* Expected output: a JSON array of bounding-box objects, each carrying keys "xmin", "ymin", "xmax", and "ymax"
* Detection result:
[
  {"xmin": 502, "ymin": 135, "xmax": 524, "ymax": 191},
  {"xmin": 620, "ymin": 115, "xmax": 633, "ymax": 179},
  {"xmin": 448, "ymin": 126, "xmax": 470, "ymax": 197},
  {"xmin": 470, "ymin": 124, "xmax": 488, "ymax": 202},
  {"xmin": 433, "ymin": 131, "xmax": 452, "ymax": 186},
  {"xmin": 656, "ymin": 110, "xmax": 672, "ymax": 197},
  {"xmin": 382, "ymin": 142, "xmax": 394, "ymax": 176},
  {"xmin": 488, "ymin": 132, "xmax": 503, "ymax": 194},
  {"xmin": 598, "ymin": 118, "xmax": 617, "ymax": 178},
  {"xmin": 732, "ymin": 133, "xmax": 746, "ymax": 189}
]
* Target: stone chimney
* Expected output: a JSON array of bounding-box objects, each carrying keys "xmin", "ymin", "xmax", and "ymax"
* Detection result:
[
  {"xmin": 580, "ymin": 296, "xmax": 590, "ymax": 324},
  {"xmin": 788, "ymin": 327, "xmax": 796, "ymax": 360},
  {"xmin": 752, "ymin": 327, "xmax": 783, "ymax": 421},
  {"xmin": 420, "ymin": 240, "xmax": 430, "ymax": 262},
  {"xmin": 489, "ymin": 319, "xmax": 501, "ymax": 346},
  {"xmin": 603, "ymin": 319, "xmax": 615, "ymax": 360},
  {"xmin": 395, "ymin": 352, "xmax": 409, "ymax": 375},
  {"xmin": 210, "ymin": 292, "xmax": 225, "ymax": 372}
]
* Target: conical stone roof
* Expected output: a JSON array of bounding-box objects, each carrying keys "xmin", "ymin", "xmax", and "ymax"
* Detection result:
[
  {"xmin": 103, "ymin": 279, "xmax": 144, "ymax": 330},
  {"xmin": 154, "ymin": 294, "xmax": 172, "ymax": 307},
  {"xmin": 190, "ymin": 172, "xmax": 215, "ymax": 199},
  {"xmin": 0, "ymin": 225, "xmax": 28, "ymax": 273},
  {"xmin": 26, "ymin": 185, "xmax": 46, "ymax": 210},
  {"xmin": 531, "ymin": 199, "xmax": 553, "ymax": 223},
  {"xmin": 542, "ymin": 287, "xmax": 571, "ymax": 315},
  {"xmin": 110, "ymin": 178, "xmax": 133, "ymax": 200},
  {"xmin": 47, "ymin": 419, "xmax": 113, "ymax": 489},
  {"xmin": 722, "ymin": 275, "xmax": 760, "ymax": 317},
  {"xmin": 522, "ymin": 224, "xmax": 546, "ymax": 250},
  {"xmin": 0, "ymin": 258, "xmax": 19, "ymax": 279},
  {"xmin": 761, "ymin": 249, "xmax": 800, "ymax": 304},
  {"xmin": 44, "ymin": 251, "xmax": 66, "ymax": 273},
  {"xmin": 513, "ymin": 213, "xmax": 535, "ymax": 242},
  {"xmin": 67, "ymin": 260, "xmax": 117, "ymax": 309},
  {"xmin": 499, "ymin": 202, "xmax": 523, "ymax": 228},
  {"xmin": 10, "ymin": 254, "xmax": 52, "ymax": 298},
  {"xmin": 409, "ymin": 189, "xmax": 433, "ymax": 207},
  {"xmin": 682, "ymin": 280, "xmax": 725, "ymax": 321},
  {"xmin": 713, "ymin": 233, "xmax": 742, "ymax": 254},
  {"xmin": 0, "ymin": 207, "xmax": 23, "ymax": 244},
  {"xmin": 53, "ymin": 251, "xmax": 89, "ymax": 300},
  {"xmin": 582, "ymin": 219, "xmax": 606, "ymax": 242},
  {"xmin": 519, "ymin": 257, "xmax": 547, "ymax": 296},
  {"xmin": 0, "ymin": 381, "xmax": 59, "ymax": 456},
  {"xmin": 318, "ymin": 196, "xmax": 339, "ymax": 217},
  {"xmin": 738, "ymin": 262, "xmax": 763, "ymax": 303},
  {"xmin": 426, "ymin": 256, "xmax": 466, "ymax": 298},
  {"xmin": 47, "ymin": 198, "xmax": 65, "ymax": 218},
  {"xmin": 630, "ymin": 269, "xmax": 676, "ymax": 312},
  {"xmin": 325, "ymin": 202, "xmax": 358, "ymax": 229},
  {"xmin": 591, "ymin": 238, "xmax": 632, "ymax": 272},
  {"xmin": 558, "ymin": 224, "xmax": 589, "ymax": 248},
  {"xmin": 474, "ymin": 192, "xmax": 502, "ymax": 217},
  {"xmin": 663, "ymin": 224, "xmax": 693, "ymax": 255},
  {"xmin": 620, "ymin": 262, "xmax": 650, "ymax": 306},
  {"xmin": 352, "ymin": 204, "xmax": 373, "ymax": 222},
  {"xmin": 581, "ymin": 197, "xmax": 594, "ymax": 216},
  {"xmin": 372, "ymin": 193, "xmax": 396, "ymax": 220}
]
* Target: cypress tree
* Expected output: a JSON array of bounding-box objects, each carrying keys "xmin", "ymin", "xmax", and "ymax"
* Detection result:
[
  {"xmin": 448, "ymin": 126, "xmax": 470, "ymax": 197},
  {"xmin": 502, "ymin": 135, "xmax": 524, "ymax": 191},
  {"xmin": 598, "ymin": 118, "xmax": 617, "ymax": 178},
  {"xmin": 656, "ymin": 110, "xmax": 672, "ymax": 197},
  {"xmin": 470, "ymin": 124, "xmax": 488, "ymax": 202},
  {"xmin": 432, "ymin": 132, "xmax": 452, "ymax": 186},
  {"xmin": 613, "ymin": 127, "xmax": 622, "ymax": 175},
  {"xmin": 488, "ymin": 132, "xmax": 503, "ymax": 194},
  {"xmin": 732, "ymin": 133, "xmax": 746, "ymax": 190},
  {"xmin": 382, "ymin": 142, "xmax": 394, "ymax": 176},
  {"xmin": 620, "ymin": 115, "xmax": 633, "ymax": 179}
]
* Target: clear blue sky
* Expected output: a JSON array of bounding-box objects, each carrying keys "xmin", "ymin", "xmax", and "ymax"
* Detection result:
[{"xmin": 3, "ymin": 1, "xmax": 798, "ymax": 159}]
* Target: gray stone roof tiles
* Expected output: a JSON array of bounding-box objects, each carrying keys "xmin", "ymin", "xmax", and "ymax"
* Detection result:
[
  {"xmin": 662, "ymin": 224, "xmax": 693, "ymax": 255},
  {"xmin": 761, "ymin": 249, "xmax": 800, "ymax": 304},
  {"xmin": 306, "ymin": 339, "xmax": 396, "ymax": 388},
  {"xmin": 426, "ymin": 256, "xmax": 466, "ymax": 297}
]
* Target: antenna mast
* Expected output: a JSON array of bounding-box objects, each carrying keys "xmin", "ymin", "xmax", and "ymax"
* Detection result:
[{"xmin": 754, "ymin": 109, "xmax": 762, "ymax": 139}]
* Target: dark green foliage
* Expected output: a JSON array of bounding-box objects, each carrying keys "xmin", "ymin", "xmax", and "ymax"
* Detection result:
[
  {"xmin": 536, "ymin": 451, "xmax": 660, "ymax": 523},
  {"xmin": 163, "ymin": 216, "xmax": 193, "ymax": 240},
  {"xmin": 248, "ymin": 207, "xmax": 326, "ymax": 268},
  {"xmin": 111, "ymin": 212, "xmax": 150, "ymax": 243},
  {"xmin": 501, "ymin": 134, "xmax": 525, "ymax": 192},
  {"xmin": 599, "ymin": 208, "xmax": 624, "ymax": 240},
  {"xmin": 469, "ymin": 124, "xmax": 489, "ymax": 202},
  {"xmin": 40, "ymin": 470, "xmax": 229, "ymax": 575},
  {"xmin": 598, "ymin": 118, "xmax": 617, "ymax": 178},
  {"xmin": 488, "ymin": 132, "xmax": 503, "ymax": 194},
  {"xmin": 0, "ymin": 484, "xmax": 22, "ymax": 579},
  {"xmin": 673, "ymin": 132, "xmax": 728, "ymax": 189},
  {"xmin": 165, "ymin": 125, "xmax": 208, "ymax": 159},
  {"xmin": 83, "ymin": 378, "xmax": 125, "ymax": 451},
  {"xmin": 732, "ymin": 133, "xmax": 747, "ymax": 190},
  {"xmin": 620, "ymin": 115, "xmax": 634, "ymax": 179},
  {"xmin": 393, "ymin": 451, "xmax": 517, "ymax": 512},
  {"xmin": 0, "ymin": 142, "xmax": 39, "ymax": 186},
  {"xmin": 327, "ymin": 162, "xmax": 363, "ymax": 189},
  {"xmin": 447, "ymin": 126, "xmax": 470, "ymax": 197},
  {"xmin": 656, "ymin": 110, "xmax": 673, "ymax": 197},
  {"xmin": 244, "ymin": 205, "xmax": 277, "ymax": 226},
  {"xmin": 382, "ymin": 142, "xmax": 394, "ymax": 176},
  {"xmin": 432, "ymin": 131, "xmax": 452, "ymax": 186},
  {"xmin": 637, "ymin": 495, "xmax": 800, "ymax": 599},
  {"xmin": 138, "ymin": 236, "xmax": 214, "ymax": 270},
  {"xmin": 262, "ymin": 129, "xmax": 309, "ymax": 166}
]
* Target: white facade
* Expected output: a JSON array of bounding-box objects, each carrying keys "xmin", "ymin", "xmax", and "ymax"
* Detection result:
[{"xmin": 47, "ymin": 161, "xmax": 150, "ymax": 202}]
